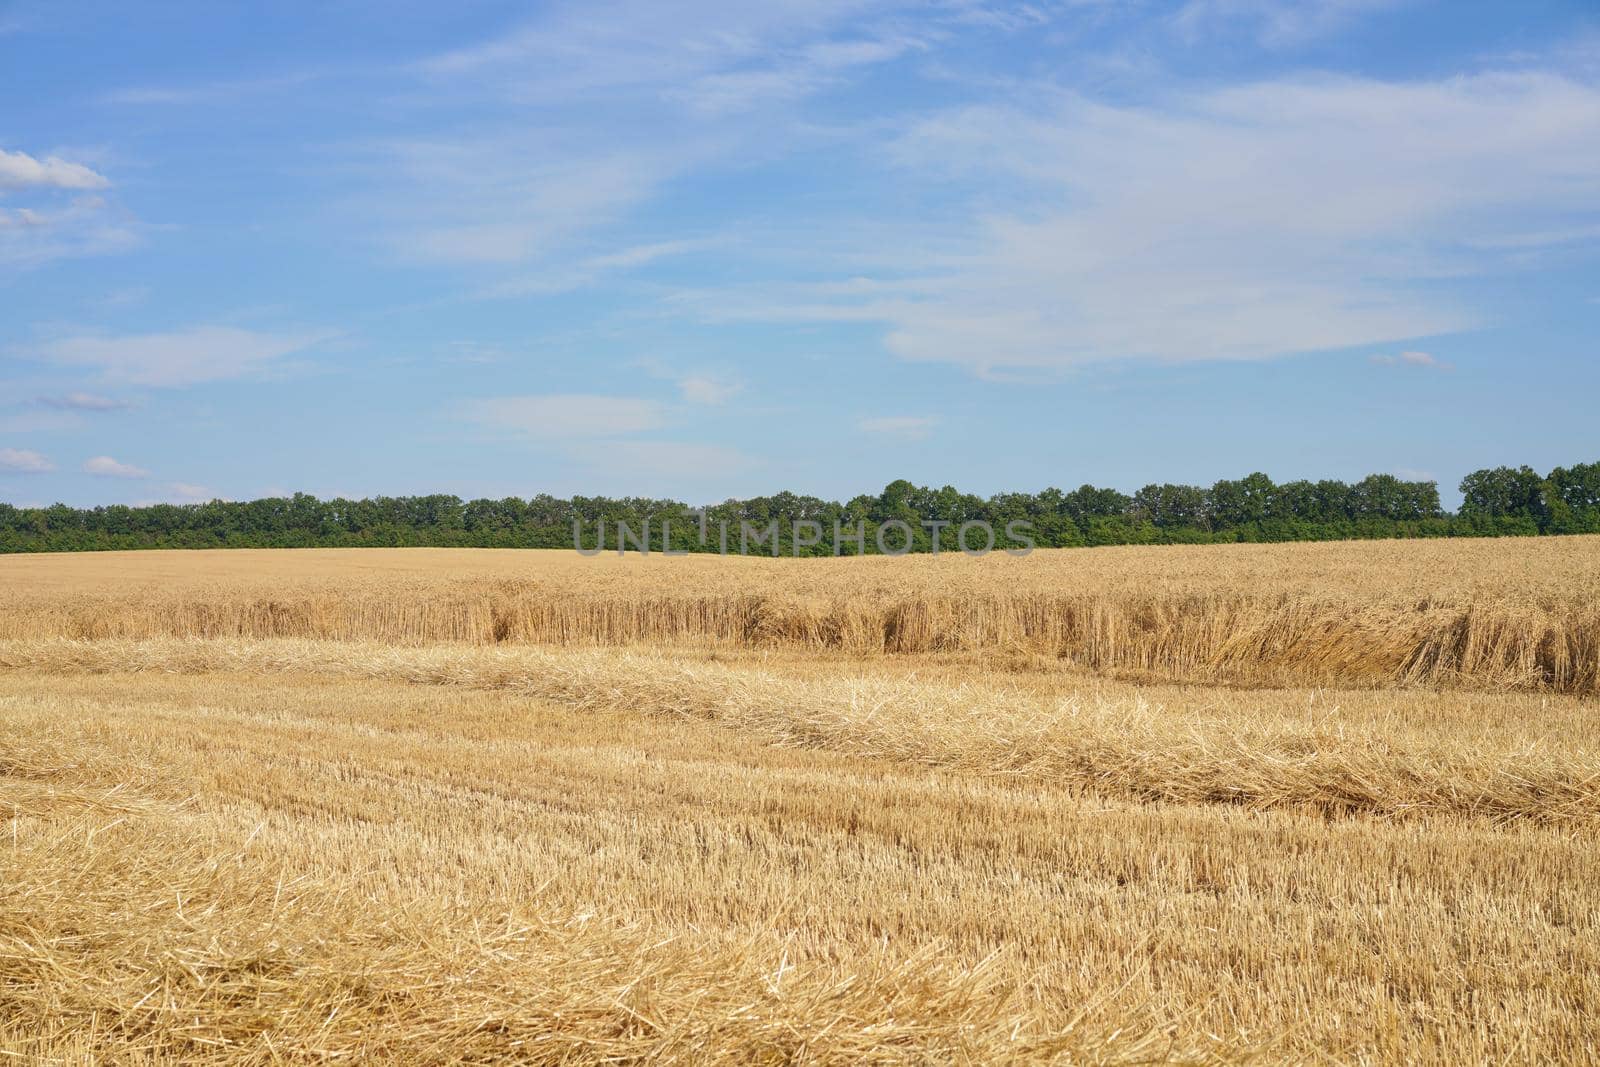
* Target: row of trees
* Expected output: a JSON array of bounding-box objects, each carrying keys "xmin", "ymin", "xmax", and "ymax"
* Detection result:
[{"xmin": 2, "ymin": 462, "xmax": 1596, "ymax": 554}]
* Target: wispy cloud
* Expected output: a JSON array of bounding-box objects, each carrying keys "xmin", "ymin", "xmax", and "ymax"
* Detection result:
[
  {"xmin": 630, "ymin": 357, "xmax": 744, "ymax": 406},
  {"xmin": 38, "ymin": 391, "xmax": 132, "ymax": 411},
  {"xmin": 0, "ymin": 448, "xmax": 53, "ymax": 473},
  {"xmin": 857, "ymin": 415, "xmax": 937, "ymax": 440},
  {"xmin": 134, "ymin": 482, "xmax": 222, "ymax": 506},
  {"xmin": 440, "ymin": 341, "xmax": 509, "ymax": 365},
  {"xmin": 1371, "ymin": 350, "xmax": 1452, "ymax": 369},
  {"xmin": 582, "ymin": 239, "xmax": 720, "ymax": 272},
  {"xmin": 418, "ymin": 0, "xmax": 905, "ymax": 89},
  {"xmin": 468, "ymin": 395, "xmax": 666, "ymax": 438},
  {"xmin": 1171, "ymin": 0, "xmax": 1406, "ymax": 48},
  {"xmin": 480, "ymin": 238, "xmax": 720, "ymax": 297},
  {"xmin": 0, "ymin": 147, "xmax": 129, "ymax": 269},
  {"xmin": 100, "ymin": 71, "xmax": 320, "ymax": 107},
  {"xmin": 379, "ymin": 145, "xmax": 677, "ymax": 266},
  {"xmin": 669, "ymin": 31, "xmax": 925, "ymax": 117},
  {"xmin": 0, "ymin": 411, "xmax": 85, "ymax": 433},
  {"xmin": 0, "ymin": 148, "xmax": 108, "ymax": 190},
  {"xmin": 370, "ymin": 2, "xmax": 961, "ymax": 273},
  {"xmin": 33, "ymin": 326, "xmax": 328, "ymax": 386},
  {"xmin": 167, "ymin": 482, "xmax": 213, "ymax": 500},
  {"xmin": 83, "ymin": 455, "xmax": 149, "ymax": 478},
  {"xmin": 677, "ymin": 375, "xmax": 743, "ymax": 405},
  {"xmin": 717, "ymin": 68, "xmax": 1600, "ymax": 374},
  {"xmin": 0, "ymin": 195, "xmax": 135, "ymax": 268}
]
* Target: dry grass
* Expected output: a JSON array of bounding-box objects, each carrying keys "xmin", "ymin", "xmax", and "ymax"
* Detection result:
[
  {"xmin": 5, "ymin": 637, "xmax": 1598, "ymax": 825},
  {"xmin": 5, "ymin": 668, "xmax": 1599, "ymax": 1064},
  {"xmin": 3, "ymin": 541, "xmax": 1599, "ymax": 1063},
  {"xmin": 4, "ymin": 676, "xmax": 1164, "ymax": 1064},
  {"xmin": 2, "ymin": 540, "xmax": 1598, "ymax": 694}
]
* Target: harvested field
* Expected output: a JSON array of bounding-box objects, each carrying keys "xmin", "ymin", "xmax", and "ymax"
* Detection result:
[
  {"xmin": 2, "ymin": 541, "xmax": 1598, "ymax": 1063},
  {"xmin": 2, "ymin": 539, "xmax": 1598, "ymax": 694}
]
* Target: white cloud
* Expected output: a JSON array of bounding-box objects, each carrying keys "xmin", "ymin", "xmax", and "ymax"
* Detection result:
[
  {"xmin": 0, "ymin": 412, "xmax": 83, "ymax": 433},
  {"xmin": 481, "ymin": 238, "xmax": 718, "ymax": 298},
  {"xmin": 1401, "ymin": 351, "xmax": 1447, "ymax": 368},
  {"xmin": 583, "ymin": 239, "xmax": 717, "ymax": 272},
  {"xmin": 670, "ymin": 31, "xmax": 923, "ymax": 117},
  {"xmin": 134, "ymin": 483, "xmax": 223, "ymax": 506},
  {"xmin": 38, "ymin": 391, "xmax": 131, "ymax": 411},
  {"xmin": 469, "ymin": 395, "xmax": 666, "ymax": 438},
  {"xmin": 629, "ymin": 358, "xmax": 744, "ymax": 406},
  {"xmin": 0, "ymin": 207, "xmax": 45, "ymax": 227},
  {"xmin": 726, "ymin": 69, "xmax": 1600, "ymax": 373},
  {"xmin": 857, "ymin": 415, "xmax": 937, "ymax": 440},
  {"xmin": 0, "ymin": 148, "xmax": 109, "ymax": 191},
  {"xmin": 1172, "ymin": 0, "xmax": 1404, "ymax": 47},
  {"xmin": 383, "ymin": 3, "xmax": 949, "ymax": 269},
  {"xmin": 83, "ymin": 455, "xmax": 149, "ymax": 478},
  {"xmin": 441, "ymin": 341, "xmax": 509, "ymax": 365},
  {"xmin": 0, "ymin": 195, "xmax": 135, "ymax": 268},
  {"xmin": 100, "ymin": 72, "xmax": 319, "ymax": 107},
  {"xmin": 393, "ymin": 148, "xmax": 673, "ymax": 265},
  {"xmin": 34, "ymin": 326, "xmax": 326, "ymax": 386},
  {"xmin": 167, "ymin": 482, "xmax": 213, "ymax": 500},
  {"xmin": 0, "ymin": 448, "xmax": 53, "ymax": 472},
  {"xmin": 419, "ymin": 0, "xmax": 896, "ymax": 88},
  {"xmin": 99, "ymin": 286, "xmax": 151, "ymax": 308},
  {"xmin": 678, "ymin": 375, "xmax": 742, "ymax": 405},
  {"xmin": 1371, "ymin": 350, "xmax": 1452, "ymax": 369}
]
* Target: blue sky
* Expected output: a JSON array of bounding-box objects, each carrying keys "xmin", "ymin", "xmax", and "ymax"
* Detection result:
[{"xmin": 2, "ymin": 0, "xmax": 1597, "ymax": 508}]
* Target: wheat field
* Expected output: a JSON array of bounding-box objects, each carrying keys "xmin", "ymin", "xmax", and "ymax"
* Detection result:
[
  {"xmin": 2, "ymin": 541, "xmax": 1598, "ymax": 1063},
  {"xmin": 4, "ymin": 539, "xmax": 1599, "ymax": 694}
]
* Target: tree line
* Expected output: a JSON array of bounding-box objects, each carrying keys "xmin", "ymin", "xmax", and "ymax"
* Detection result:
[{"xmin": 1, "ymin": 461, "xmax": 1596, "ymax": 554}]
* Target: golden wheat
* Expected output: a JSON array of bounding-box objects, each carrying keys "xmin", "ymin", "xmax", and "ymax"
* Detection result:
[
  {"xmin": 4, "ymin": 665, "xmax": 1598, "ymax": 1062},
  {"xmin": 2, "ymin": 540, "xmax": 1598, "ymax": 694},
  {"xmin": 5, "ymin": 637, "xmax": 1597, "ymax": 825},
  {"xmin": 3, "ymin": 541, "xmax": 1599, "ymax": 1063}
]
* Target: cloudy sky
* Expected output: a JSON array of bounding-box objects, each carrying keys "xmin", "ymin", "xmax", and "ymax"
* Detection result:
[{"xmin": 2, "ymin": 0, "xmax": 1597, "ymax": 506}]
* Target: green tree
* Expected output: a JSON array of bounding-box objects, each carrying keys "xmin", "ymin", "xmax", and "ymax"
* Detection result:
[
  {"xmin": 1133, "ymin": 483, "xmax": 1211, "ymax": 528},
  {"xmin": 1208, "ymin": 472, "xmax": 1276, "ymax": 527},
  {"xmin": 1459, "ymin": 466, "xmax": 1549, "ymax": 524}
]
